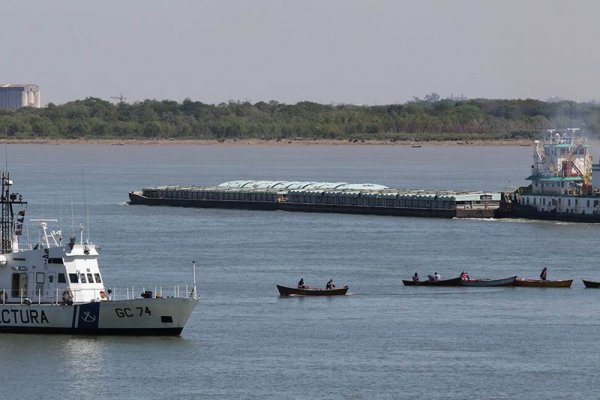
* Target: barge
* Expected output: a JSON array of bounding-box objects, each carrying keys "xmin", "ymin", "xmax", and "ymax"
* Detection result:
[{"xmin": 129, "ymin": 180, "xmax": 500, "ymax": 219}]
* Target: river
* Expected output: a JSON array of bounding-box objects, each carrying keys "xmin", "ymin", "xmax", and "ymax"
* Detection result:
[{"xmin": 1, "ymin": 143, "xmax": 599, "ymax": 399}]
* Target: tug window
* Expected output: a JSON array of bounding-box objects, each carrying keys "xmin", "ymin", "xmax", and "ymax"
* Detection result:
[
  {"xmin": 87, "ymin": 273, "xmax": 94, "ymax": 283},
  {"xmin": 94, "ymin": 273, "xmax": 102, "ymax": 283},
  {"xmin": 58, "ymin": 273, "xmax": 66, "ymax": 283},
  {"xmin": 80, "ymin": 274, "xmax": 87, "ymax": 283},
  {"xmin": 69, "ymin": 273, "xmax": 78, "ymax": 283}
]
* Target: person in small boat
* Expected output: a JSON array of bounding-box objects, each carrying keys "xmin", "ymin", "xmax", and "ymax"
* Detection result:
[
  {"xmin": 434, "ymin": 272, "xmax": 441, "ymax": 281},
  {"xmin": 298, "ymin": 278, "xmax": 305, "ymax": 289},
  {"xmin": 540, "ymin": 267, "xmax": 548, "ymax": 281},
  {"xmin": 412, "ymin": 272, "xmax": 419, "ymax": 281},
  {"xmin": 460, "ymin": 271, "xmax": 470, "ymax": 281},
  {"xmin": 326, "ymin": 279, "xmax": 336, "ymax": 290}
]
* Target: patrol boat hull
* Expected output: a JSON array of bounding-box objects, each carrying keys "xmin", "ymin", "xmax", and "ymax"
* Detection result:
[{"xmin": 0, "ymin": 297, "xmax": 197, "ymax": 335}]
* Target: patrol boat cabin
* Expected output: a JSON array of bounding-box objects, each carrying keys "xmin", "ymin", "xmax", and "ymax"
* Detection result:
[{"xmin": 0, "ymin": 220, "xmax": 107, "ymax": 305}]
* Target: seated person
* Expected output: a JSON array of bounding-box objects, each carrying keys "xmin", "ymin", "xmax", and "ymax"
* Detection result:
[
  {"xmin": 326, "ymin": 279, "xmax": 335, "ymax": 290},
  {"xmin": 297, "ymin": 278, "xmax": 305, "ymax": 289},
  {"xmin": 412, "ymin": 272, "xmax": 419, "ymax": 281}
]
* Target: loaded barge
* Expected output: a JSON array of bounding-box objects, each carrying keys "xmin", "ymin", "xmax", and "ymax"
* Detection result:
[{"xmin": 129, "ymin": 181, "xmax": 500, "ymax": 219}]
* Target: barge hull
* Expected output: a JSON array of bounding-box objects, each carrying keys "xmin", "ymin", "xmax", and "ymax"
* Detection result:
[
  {"xmin": 280, "ymin": 202, "xmax": 457, "ymax": 218},
  {"xmin": 129, "ymin": 192, "xmax": 279, "ymax": 210},
  {"xmin": 130, "ymin": 192, "xmax": 495, "ymax": 219}
]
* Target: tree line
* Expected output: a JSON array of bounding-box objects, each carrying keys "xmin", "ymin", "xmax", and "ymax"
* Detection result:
[{"xmin": 0, "ymin": 96, "xmax": 598, "ymax": 141}]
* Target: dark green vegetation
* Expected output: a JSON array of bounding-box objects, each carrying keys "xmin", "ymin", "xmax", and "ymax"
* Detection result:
[{"xmin": 1, "ymin": 96, "xmax": 599, "ymax": 141}]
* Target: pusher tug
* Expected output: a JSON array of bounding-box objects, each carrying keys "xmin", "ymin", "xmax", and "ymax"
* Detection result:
[{"xmin": 0, "ymin": 172, "xmax": 198, "ymax": 335}]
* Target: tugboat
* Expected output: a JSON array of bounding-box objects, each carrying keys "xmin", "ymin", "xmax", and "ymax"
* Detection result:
[
  {"xmin": 0, "ymin": 172, "xmax": 198, "ymax": 335},
  {"xmin": 496, "ymin": 128, "xmax": 600, "ymax": 222}
]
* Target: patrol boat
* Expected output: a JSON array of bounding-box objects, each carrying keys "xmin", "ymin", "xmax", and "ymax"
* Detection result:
[{"xmin": 0, "ymin": 172, "xmax": 198, "ymax": 335}]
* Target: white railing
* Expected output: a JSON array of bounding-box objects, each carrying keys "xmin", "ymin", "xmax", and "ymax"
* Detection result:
[{"xmin": 0, "ymin": 285, "xmax": 196, "ymax": 306}]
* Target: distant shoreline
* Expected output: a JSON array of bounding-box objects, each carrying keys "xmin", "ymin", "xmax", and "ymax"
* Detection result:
[{"xmin": 2, "ymin": 138, "xmax": 533, "ymax": 146}]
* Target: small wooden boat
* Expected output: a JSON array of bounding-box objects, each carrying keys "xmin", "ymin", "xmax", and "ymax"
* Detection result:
[
  {"xmin": 514, "ymin": 278, "xmax": 573, "ymax": 288},
  {"xmin": 402, "ymin": 277, "xmax": 462, "ymax": 286},
  {"xmin": 582, "ymin": 279, "xmax": 600, "ymax": 288},
  {"xmin": 276, "ymin": 285, "xmax": 349, "ymax": 296},
  {"xmin": 460, "ymin": 276, "xmax": 517, "ymax": 287}
]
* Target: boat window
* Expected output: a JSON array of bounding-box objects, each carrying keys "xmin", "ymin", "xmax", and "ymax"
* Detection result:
[
  {"xmin": 48, "ymin": 275, "xmax": 54, "ymax": 283},
  {"xmin": 94, "ymin": 273, "xmax": 102, "ymax": 283},
  {"xmin": 11, "ymin": 273, "xmax": 27, "ymax": 298},
  {"xmin": 69, "ymin": 273, "xmax": 78, "ymax": 283},
  {"xmin": 80, "ymin": 274, "xmax": 87, "ymax": 283},
  {"xmin": 58, "ymin": 273, "xmax": 66, "ymax": 283},
  {"xmin": 36, "ymin": 273, "xmax": 45, "ymax": 293},
  {"xmin": 87, "ymin": 273, "xmax": 94, "ymax": 283}
]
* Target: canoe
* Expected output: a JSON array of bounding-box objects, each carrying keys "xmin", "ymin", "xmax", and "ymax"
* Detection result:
[
  {"xmin": 514, "ymin": 278, "xmax": 573, "ymax": 288},
  {"xmin": 402, "ymin": 277, "xmax": 462, "ymax": 286},
  {"xmin": 460, "ymin": 276, "xmax": 517, "ymax": 287},
  {"xmin": 582, "ymin": 279, "xmax": 600, "ymax": 288},
  {"xmin": 276, "ymin": 285, "xmax": 349, "ymax": 296}
]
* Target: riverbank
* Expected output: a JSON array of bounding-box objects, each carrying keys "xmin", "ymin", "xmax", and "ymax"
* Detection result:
[{"xmin": 2, "ymin": 138, "xmax": 534, "ymax": 146}]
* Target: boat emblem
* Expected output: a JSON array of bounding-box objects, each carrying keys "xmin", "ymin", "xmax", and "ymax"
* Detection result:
[{"xmin": 81, "ymin": 311, "xmax": 97, "ymax": 323}]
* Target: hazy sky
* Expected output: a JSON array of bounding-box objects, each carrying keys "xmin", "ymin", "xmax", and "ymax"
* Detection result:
[{"xmin": 2, "ymin": 0, "xmax": 599, "ymax": 105}]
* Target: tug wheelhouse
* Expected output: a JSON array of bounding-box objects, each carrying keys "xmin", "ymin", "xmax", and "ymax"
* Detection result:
[{"xmin": 520, "ymin": 128, "xmax": 599, "ymax": 216}]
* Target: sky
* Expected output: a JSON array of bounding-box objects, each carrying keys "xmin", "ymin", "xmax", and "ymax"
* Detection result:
[{"xmin": 2, "ymin": 0, "xmax": 600, "ymax": 106}]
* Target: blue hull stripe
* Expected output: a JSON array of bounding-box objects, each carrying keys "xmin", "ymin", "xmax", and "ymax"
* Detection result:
[{"xmin": 0, "ymin": 326, "xmax": 183, "ymax": 335}]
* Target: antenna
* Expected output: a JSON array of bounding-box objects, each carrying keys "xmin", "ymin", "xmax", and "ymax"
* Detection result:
[
  {"xmin": 4, "ymin": 135, "xmax": 7, "ymax": 173},
  {"xmin": 70, "ymin": 198, "xmax": 75, "ymax": 237},
  {"xmin": 60, "ymin": 192, "xmax": 63, "ymax": 237},
  {"xmin": 569, "ymin": 101, "xmax": 573, "ymax": 129},
  {"xmin": 81, "ymin": 170, "xmax": 89, "ymax": 243},
  {"xmin": 110, "ymin": 93, "xmax": 127, "ymax": 103},
  {"xmin": 192, "ymin": 260, "xmax": 197, "ymax": 299}
]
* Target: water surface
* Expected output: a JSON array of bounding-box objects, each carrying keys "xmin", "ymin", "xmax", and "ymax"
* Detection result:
[{"xmin": 1, "ymin": 144, "xmax": 599, "ymax": 399}]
